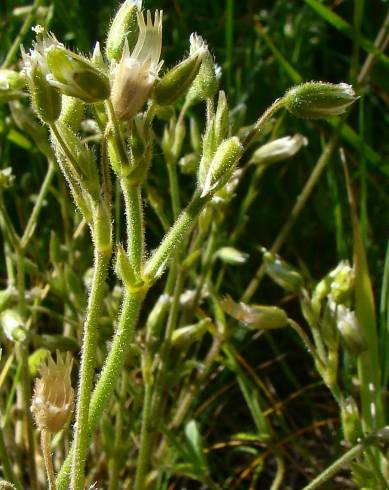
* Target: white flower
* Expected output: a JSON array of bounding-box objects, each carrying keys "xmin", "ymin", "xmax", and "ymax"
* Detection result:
[{"xmin": 111, "ymin": 10, "xmax": 163, "ymax": 119}]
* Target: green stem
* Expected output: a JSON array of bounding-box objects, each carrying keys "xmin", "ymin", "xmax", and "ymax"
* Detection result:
[
  {"xmin": 301, "ymin": 433, "xmax": 381, "ymax": 490},
  {"xmin": 108, "ymin": 372, "xmax": 128, "ymax": 490},
  {"xmin": 269, "ymin": 452, "xmax": 285, "ymax": 490},
  {"xmin": 56, "ymin": 292, "xmax": 145, "ymax": 489},
  {"xmin": 70, "ymin": 248, "xmax": 111, "ymax": 490},
  {"xmin": 287, "ymin": 319, "xmax": 326, "ymax": 372},
  {"xmin": 21, "ymin": 161, "xmax": 56, "ymax": 249},
  {"xmin": 133, "ymin": 356, "xmax": 154, "ymax": 490},
  {"xmin": 121, "ymin": 179, "xmax": 144, "ymax": 277},
  {"xmin": 143, "ymin": 267, "xmax": 186, "ymax": 474},
  {"xmin": 167, "ymin": 164, "xmax": 181, "ymax": 219},
  {"xmin": 243, "ymin": 98, "xmax": 286, "ymax": 149},
  {"xmin": 144, "ymin": 190, "xmax": 209, "ymax": 282},
  {"xmin": 41, "ymin": 430, "xmax": 56, "ymax": 490},
  {"xmin": 0, "ymin": 195, "xmax": 20, "ymax": 250},
  {"xmin": 135, "ymin": 162, "xmax": 187, "ymax": 486}
]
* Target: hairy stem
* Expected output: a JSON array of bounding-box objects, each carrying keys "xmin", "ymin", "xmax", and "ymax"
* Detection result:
[
  {"xmin": 41, "ymin": 430, "xmax": 56, "ymax": 490},
  {"xmin": 70, "ymin": 249, "xmax": 111, "ymax": 490}
]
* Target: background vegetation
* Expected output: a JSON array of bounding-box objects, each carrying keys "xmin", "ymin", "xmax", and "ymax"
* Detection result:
[{"xmin": 0, "ymin": 0, "xmax": 388, "ymax": 488}]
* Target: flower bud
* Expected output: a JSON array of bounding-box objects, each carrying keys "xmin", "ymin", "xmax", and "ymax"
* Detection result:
[
  {"xmin": 221, "ymin": 295, "xmax": 288, "ymax": 330},
  {"xmin": 153, "ymin": 34, "xmax": 207, "ymax": 106},
  {"xmin": 22, "ymin": 38, "xmax": 62, "ymax": 123},
  {"xmin": 185, "ymin": 49, "xmax": 218, "ymax": 106},
  {"xmin": 53, "ymin": 121, "xmax": 100, "ymax": 199},
  {"xmin": 146, "ymin": 293, "xmax": 171, "ymax": 352},
  {"xmin": 336, "ymin": 306, "xmax": 367, "ymax": 356},
  {"xmin": 171, "ymin": 318, "xmax": 210, "ymax": 348},
  {"xmin": 341, "ymin": 397, "xmax": 361, "ymax": 444},
  {"xmin": 214, "ymin": 91, "xmax": 229, "ymax": 143},
  {"xmin": 197, "ymin": 118, "xmax": 216, "ymax": 186},
  {"xmin": 0, "ymin": 69, "xmax": 25, "ymax": 102},
  {"xmin": 31, "ymin": 351, "xmax": 74, "ymax": 433},
  {"xmin": 0, "ymin": 309, "xmax": 27, "ymax": 342},
  {"xmin": 284, "ymin": 82, "xmax": 357, "ymax": 119},
  {"xmin": 111, "ymin": 10, "xmax": 163, "ymax": 119},
  {"xmin": 115, "ymin": 244, "xmax": 144, "ymax": 291},
  {"xmin": 200, "ymin": 136, "xmax": 243, "ymax": 197},
  {"xmin": 215, "ymin": 247, "xmax": 248, "ymax": 265},
  {"xmin": 319, "ymin": 298, "xmax": 338, "ymax": 350},
  {"xmin": 179, "ymin": 152, "xmax": 198, "ymax": 174},
  {"xmin": 0, "ymin": 168, "xmax": 15, "ymax": 190},
  {"xmin": 328, "ymin": 260, "xmax": 354, "ymax": 305},
  {"xmin": 106, "ymin": 0, "xmax": 141, "ymax": 62},
  {"xmin": 47, "ymin": 45, "xmax": 110, "ymax": 103},
  {"xmin": 251, "ymin": 134, "xmax": 307, "ymax": 166},
  {"xmin": 262, "ymin": 249, "xmax": 304, "ymax": 293}
]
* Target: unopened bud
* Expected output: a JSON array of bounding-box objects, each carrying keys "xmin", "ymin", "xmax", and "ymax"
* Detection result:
[
  {"xmin": 200, "ymin": 136, "xmax": 243, "ymax": 197},
  {"xmin": 31, "ymin": 351, "xmax": 74, "ymax": 432},
  {"xmin": 171, "ymin": 318, "xmax": 210, "ymax": 348},
  {"xmin": 47, "ymin": 45, "xmax": 110, "ymax": 103},
  {"xmin": 153, "ymin": 33, "xmax": 207, "ymax": 106},
  {"xmin": 0, "ymin": 309, "xmax": 27, "ymax": 342},
  {"xmin": 262, "ymin": 249, "xmax": 304, "ymax": 292},
  {"xmin": 106, "ymin": 0, "xmax": 141, "ymax": 62},
  {"xmin": 179, "ymin": 153, "xmax": 198, "ymax": 174},
  {"xmin": 146, "ymin": 293, "xmax": 171, "ymax": 352},
  {"xmin": 214, "ymin": 91, "xmax": 229, "ymax": 143},
  {"xmin": 22, "ymin": 38, "xmax": 62, "ymax": 123},
  {"xmin": 0, "ymin": 168, "xmax": 15, "ymax": 190},
  {"xmin": 341, "ymin": 397, "xmax": 360, "ymax": 444},
  {"xmin": 251, "ymin": 134, "xmax": 307, "ymax": 166},
  {"xmin": 53, "ymin": 121, "xmax": 100, "ymax": 199},
  {"xmin": 328, "ymin": 260, "xmax": 354, "ymax": 305},
  {"xmin": 336, "ymin": 306, "xmax": 367, "ymax": 355},
  {"xmin": 319, "ymin": 299, "xmax": 338, "ymax": 350},
  {"xmin": 284, "ymin": 82, "xmax": 357, "ymax": 119},
  {"xmin": 0, "ymin": 69, "xmax": 25, "ymax": 102},
  {"xmin": 221, "ymin": 295, "xmax": 288, "ymax": 330},
  {"xmin": 197, "ymin": 118, "xmax": 216, "ymax": 186},
  {"xmin": 215, "ymin": 247, "xmax": 248, "ymax": 265},
  {"xmin": 185, "ymin": 49, "xmax": 218, "ymax": 105}
]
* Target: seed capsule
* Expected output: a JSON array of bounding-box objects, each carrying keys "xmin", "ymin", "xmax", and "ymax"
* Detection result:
[
  {"xmin": 284, "ymin": 82, "xmax": 357, "ymax": 119},
  {"xmin": 31, "ymin": 351, "xmax": 74, "ymax": 433}
]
